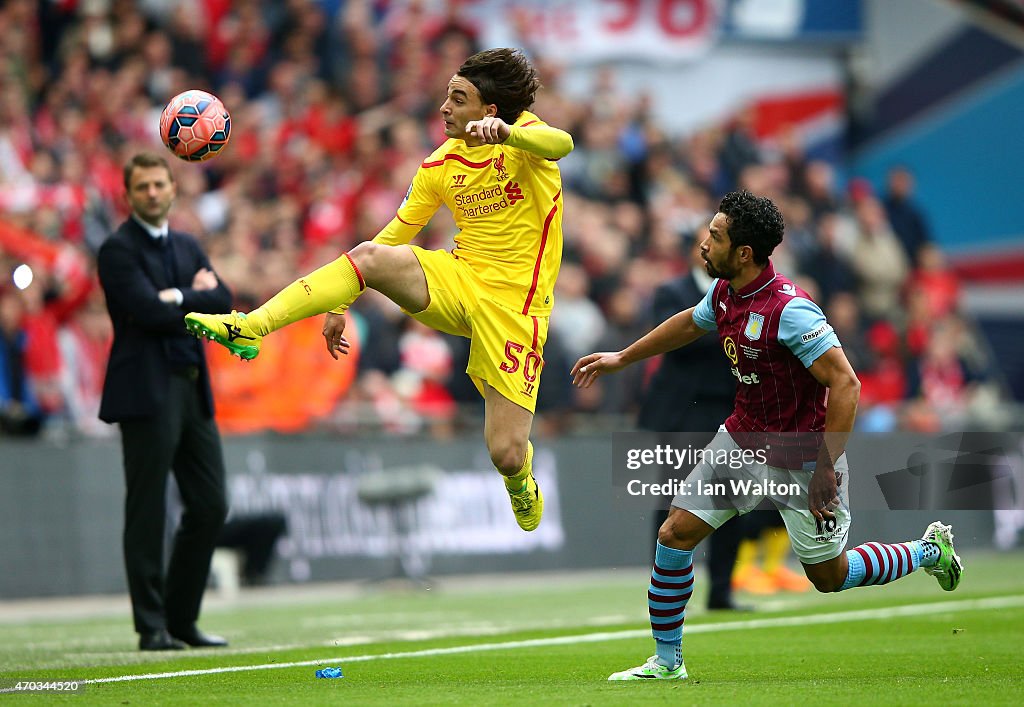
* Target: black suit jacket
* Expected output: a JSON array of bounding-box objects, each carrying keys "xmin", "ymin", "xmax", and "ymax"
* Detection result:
[
  {"xmin": 636, "ymin": 272, "xmax": 736, "ymax": 433},
  {"xmin": 98, "ymin": 218, "xmax": 232, "ymax": 423}
]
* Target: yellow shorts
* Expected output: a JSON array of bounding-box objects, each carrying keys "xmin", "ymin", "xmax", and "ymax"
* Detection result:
[{"xmin": 406, "ymin": 246, "xmax": 548, "ymax": 413}]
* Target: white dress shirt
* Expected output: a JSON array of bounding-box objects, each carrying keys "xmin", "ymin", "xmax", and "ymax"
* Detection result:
[{"xmin": 132, "ymin": 214, "xmax": 183, "ymax": 306}]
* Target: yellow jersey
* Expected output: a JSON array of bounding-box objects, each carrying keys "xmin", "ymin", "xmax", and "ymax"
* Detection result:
[{"xmin": 372, "ymin": 111, "xmax": 571, "ymax": 317}]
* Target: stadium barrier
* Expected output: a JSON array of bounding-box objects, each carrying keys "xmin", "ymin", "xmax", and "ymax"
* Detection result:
[{"xmin": 0, "ymin": 433, "xmax": 1008, "ymax": 599}]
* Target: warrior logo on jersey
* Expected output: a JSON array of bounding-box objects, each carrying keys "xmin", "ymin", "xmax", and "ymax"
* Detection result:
[
  {"xmin": 744, "ymin": 312, "xmax": 765, "ymax": 341},
  {"xmin": 493, "ymin": 152, "xmax": 509, "ymax": 182}
]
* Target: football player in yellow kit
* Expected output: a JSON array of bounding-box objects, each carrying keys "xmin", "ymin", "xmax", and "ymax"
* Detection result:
[{"xmin": 187, "ymin": 48, "xmax": 573, "ymax": 531}]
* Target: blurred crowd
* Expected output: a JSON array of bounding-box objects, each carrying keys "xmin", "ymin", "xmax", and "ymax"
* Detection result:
[{"xmin": 0, "ymin": 0, "xmax": 1005, "ymax": 440}]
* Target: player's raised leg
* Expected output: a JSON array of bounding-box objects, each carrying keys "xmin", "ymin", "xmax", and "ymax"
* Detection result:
[
  {"xmin": 186, "ymin": 242, "xmax": 427, "ymax": 359},
  {"xmin": 609, "ymin": 508, "xmax": 716, "ymax": 681},
  {"xmin": 483, "ymin": 384, "xmax": 543, "ymax": 531},
  {"xmin": 801, "ymin": 522, "xmax": 962, "ymax": 593},
  {"xmin": 185, "ymin": 253, "xmax": 365, "ymax": 359}
]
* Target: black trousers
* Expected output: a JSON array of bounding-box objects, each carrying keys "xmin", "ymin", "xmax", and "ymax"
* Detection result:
[{"xmin": 119, "ymin": 372, "xmax": 227, "ymax": 634}]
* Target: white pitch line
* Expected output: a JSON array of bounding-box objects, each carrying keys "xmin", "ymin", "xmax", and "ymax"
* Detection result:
[{"xmin": 30, "ymin": 595, "xmax": 1024, "ymax": 688}]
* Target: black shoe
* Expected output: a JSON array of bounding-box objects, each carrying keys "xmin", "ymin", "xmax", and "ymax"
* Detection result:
[
  {"xmin": 168, "ymin": 625, "xmax": 229, "ymax": 648},
  {"xmin": 139, "ymin": 629, "xmax": 187, "ymax": 651},
  {"xmin": 707, "ymin": 597, "xmax": 755, "ymax": 612}
]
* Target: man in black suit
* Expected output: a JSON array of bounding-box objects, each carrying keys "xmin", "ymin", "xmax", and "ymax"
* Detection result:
[
  {"xmin": 98, "ymin": 152, "xmax": 232, "ymax": 651},
  {"xmin": 637, "ymin": 229, "xmax": 746, "ymax": 610}
]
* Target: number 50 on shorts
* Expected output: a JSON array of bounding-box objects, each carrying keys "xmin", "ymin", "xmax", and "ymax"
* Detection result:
[{"xmin": 500, "ymin": 339, "xmax": 542, "ymax": 397}]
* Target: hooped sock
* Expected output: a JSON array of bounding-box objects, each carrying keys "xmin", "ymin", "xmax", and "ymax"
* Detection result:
[
  {"xmin": 649, "ymin": 542, "xmax": 693, "ymax": 669},
  {"xmin": 838, "ymin": 540, "xmax": 927, "ymax": 590}
]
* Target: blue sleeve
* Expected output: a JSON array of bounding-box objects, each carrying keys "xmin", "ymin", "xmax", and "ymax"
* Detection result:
[
  {"xmin": 778, "ymin": 298, "xmax": 841, "ymax": 368},
  {"xmin": 690, "ymin": 279, "xmax": 719, "ymax": 331}
]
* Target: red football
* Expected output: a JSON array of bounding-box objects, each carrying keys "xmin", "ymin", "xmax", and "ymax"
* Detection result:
[{"xmin": 158, "ymin": 90, "xmax": 231, "ymax": 162}]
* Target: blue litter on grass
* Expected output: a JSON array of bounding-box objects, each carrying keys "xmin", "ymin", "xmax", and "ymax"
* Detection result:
[{"xmin": 316, "ymin": 667, "xmax": 344, "ymax": 679}]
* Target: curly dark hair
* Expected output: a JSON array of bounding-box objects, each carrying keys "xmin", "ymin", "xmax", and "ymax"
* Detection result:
[
  {"xmin": 457, "ymin": 48, "xmax": 540, "ymax": 124},
  {"xmin": 718, "ymin": 191, "xmax": 785, "ymax": 265}
]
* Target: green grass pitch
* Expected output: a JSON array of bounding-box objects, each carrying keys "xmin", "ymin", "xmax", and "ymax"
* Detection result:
[{"xmin": 1, "ymin": 553, "xmax": 1022, "ymax": 705}]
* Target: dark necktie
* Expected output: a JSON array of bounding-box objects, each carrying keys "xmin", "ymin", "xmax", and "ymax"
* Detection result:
[{"xmin": 160, "ymin": 234, "xmax": 178, "ymax": 285}]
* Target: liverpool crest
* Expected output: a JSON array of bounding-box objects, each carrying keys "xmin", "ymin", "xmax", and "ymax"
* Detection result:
[{"xmin": 493, "ymin": 152, "xmax": 509, "ymax": 181}]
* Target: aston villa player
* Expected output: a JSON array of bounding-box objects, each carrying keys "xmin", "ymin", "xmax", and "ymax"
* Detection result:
[{"xmin": 572, "ymin": 190, "xmax": 962, "ymax": 681}]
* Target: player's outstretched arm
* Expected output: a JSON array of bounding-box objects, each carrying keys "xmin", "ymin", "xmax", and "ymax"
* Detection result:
[
  {"xmin": 571, "ymin": 307, "xmax": 708, "ymax": 388},
  {"xmin": 806, "ymin": 346, "xmax": 861, "ymax": 521},
  {"xmin": 571, "ymin": 351, "xmax": 626, "ymax": 388}
]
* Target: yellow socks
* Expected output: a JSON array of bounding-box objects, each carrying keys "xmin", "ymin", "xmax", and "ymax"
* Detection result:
[
  {"xmin": 734, "ymin": 538, "xmax": 758, "ymax": 576},
  {"xmin": 503, "ymin": 441, "xmax": 534, "ymax": 492},
  {"xmin": 245, "ymin": 253, "xmax": 365, "ymax": 335},
  {"xmin": 761, "ymin": 527, "xmax": 791, "ymax": 574}
]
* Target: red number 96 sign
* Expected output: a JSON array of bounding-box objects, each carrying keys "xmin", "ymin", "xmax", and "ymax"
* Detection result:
[{"xmin": 472, "ymin": 0, "xmax": 719, "ymax": 63}]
